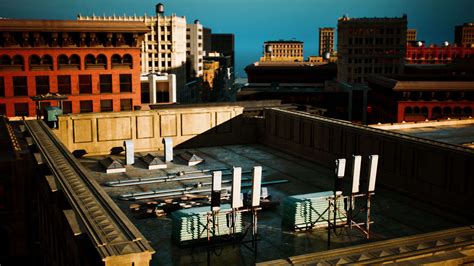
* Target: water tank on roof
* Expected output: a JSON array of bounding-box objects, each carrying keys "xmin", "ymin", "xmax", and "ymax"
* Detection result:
[
  {"xmin": 194, "ymin": 19, "xmax": 200, "ymax": 24},
  {"xmin": 156, "ymin": 3, "xmax": 164, "ymax": 15}
]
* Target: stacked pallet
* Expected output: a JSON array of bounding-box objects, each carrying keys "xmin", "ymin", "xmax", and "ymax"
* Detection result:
[
  {"xmin": 282, "ymin": 191, "xmax": 346, "ymax": 231},
  {"xmin": 171, "ymin": 204, "xmax": 242, "ymax": 244}
]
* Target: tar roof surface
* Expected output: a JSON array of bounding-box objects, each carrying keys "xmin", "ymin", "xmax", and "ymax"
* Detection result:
[{"xmin": 80, "ymin": 144, "xmax": 468, "ymax": 265}]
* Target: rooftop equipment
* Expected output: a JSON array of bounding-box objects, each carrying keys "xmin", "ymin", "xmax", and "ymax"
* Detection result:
[
  {"xmin": 282, "ymin": 191, "xmax": 346, "ymax": 231},
  {"xmin": 124, "ymin": 140, "xmax": 134, "ymax": 165},
  {"xmin": 171, "ymin": 204, "xmax": 242, "ymax": 245},
  {"xmin": 180, "ymin": 151, "xmax": 205, "ymax": 166},
  {"xmin": 139, "ymin": 154, "xmax": 167, "ymax": 170},
  {"xmin": 100, "ymin": 157, "xmax": 126, "ymax": 174},
  {"xmin": 163, "ymin": 137, "xmax": 173, "ymax": 162}
]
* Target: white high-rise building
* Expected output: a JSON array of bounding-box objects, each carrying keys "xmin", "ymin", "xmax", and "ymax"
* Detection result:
[
  {"xmin": 77, "ymin": 3, "xmax": 190, "ymax": 103},
  {"xmin": 186, "ymin": 20, "xmax": 204, "ymax": 77}
]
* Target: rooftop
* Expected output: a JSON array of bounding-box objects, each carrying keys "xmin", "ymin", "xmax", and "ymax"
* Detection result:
[
  {"xmin": 265, "ymin": 40, "xmax": 303, "ymax": 44},
  {"xmin": 80, "ymin": 143, "xmax": 468, "ymax": 265},
  {"xmin": 0, "ymin": 19, "xmax": 149, "ymax": 32}
]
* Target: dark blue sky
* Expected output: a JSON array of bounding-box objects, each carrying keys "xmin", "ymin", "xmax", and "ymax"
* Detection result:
[{"xmin": 1, "ymin": 0, "xmax": 473, "ymax": 77}]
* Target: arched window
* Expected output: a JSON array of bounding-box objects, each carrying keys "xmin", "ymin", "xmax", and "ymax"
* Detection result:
[
  {"xmin": 96, "ymin": 54, "xmax": 107, "ymax": 65},
  {"xmin": 0, "ymin": 55, "xmax": 11, "ymax": 65},
  {"xmin": 68, "ymin": 54, "xmax": 80, "ymax": 70},
  {"xmin": 443, "ymin": 106, "xmax": 452, "ymax": 115},
  {"xmin": 57, "ymin": 54, "xmax": 68, "ymax": 65},
  {"xmin": 421, "ymin": 107, "xmax": 428, "ymax": 115},
  {"xmin": 85, "ymin": 54, "xmax": 95, "ymax": 65},
  {"xmin": 123, "ymin": 54, "xmax": 132, "ymax": 67},
  {"xmin": 12, "ymin": 55, "xmax": 24, "ymax": 66},
  {"xmin": 463, "ymin": 107, "xmax": 472, "ymax": 116},
  {"xmin": 413, "ymin": 106, "xmax": 420, "ymax": 114},
  {"xmin": 453, "ymin": 106, "xmax": 462, "ymax": 115},
  {"xmin": 41, "ymin": 54, "xmax": 53, "ymax": 65},
  {"xmin": 432, "ymin": 106, "xmax": 442, "ymax": 118},
  {"xmin": 29, "ymin": 54, "xmax": 41, "ymax": 65},
  {"xmin": 404, "ymin": 106, "xmax": 413, "ymax": 114},
  {"xmin": 111, "ymin": 54, "xmax": 121, "ymax": 64},
  {"xmin": 70, "ymin": 54, "xmax": 80, "ymax": 65}
]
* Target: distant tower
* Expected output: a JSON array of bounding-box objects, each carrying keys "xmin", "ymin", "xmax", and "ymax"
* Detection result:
[
  {"xmin": 156, "ymin": 3, "xmax": 164, "ymax": 16},
  {"xmin": 319, "ymin": 28, "xmax": 335, "ymax": 56}
]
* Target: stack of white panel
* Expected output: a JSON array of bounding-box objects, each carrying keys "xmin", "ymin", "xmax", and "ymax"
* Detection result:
[
  {"xmin": 171, "ymin": 204, "xmax": 242, "ymax": 244},
  {"xmin": 282, "ymin": 191, "xmax": 346, "ymax": 230}
]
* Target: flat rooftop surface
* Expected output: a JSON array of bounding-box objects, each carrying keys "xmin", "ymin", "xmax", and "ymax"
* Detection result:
[
  {"xmin": 391, "ymin": 124, "xmax": 474, "ymax": 147},
  {"xmin": 80, "ymin": 144, "xmax": 468, "ymax": 265}
]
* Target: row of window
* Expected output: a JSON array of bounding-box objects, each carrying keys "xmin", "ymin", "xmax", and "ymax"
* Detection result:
[
  {"xmin": 404, "ymin": 106, "xmax": 473, "ymax": 116},
  {"xmin": 0, "ymin": 99, "xmax": 133, "ymax": 117},
  {"xmin": 0, "ymin": 54, "xmax": 133, "ymax": 70},
  {"xmin": 0, "ymin": 74, "xmax": 132, "ymax": 97}
]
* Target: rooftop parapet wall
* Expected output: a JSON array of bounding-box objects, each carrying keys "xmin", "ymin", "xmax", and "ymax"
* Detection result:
[
  {"xmin": 55, "ymin": 104, "xmax": 249, "ymax": 155},
  {"xmin": 260, "ymin": 108, "xmax": 474, "ymax": 218}
]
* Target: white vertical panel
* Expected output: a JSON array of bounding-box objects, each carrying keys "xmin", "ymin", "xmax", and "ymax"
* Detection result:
[
  {"xmin": 251, "ymin": 166, "xmax": 262, "ymax": 207},
  {"xmin": 124, "ymin": 140, "xmax": 134, "ymax": 165},
  {"xmin": 368, "ymin": 155, "xmax": 379, "ymax": 192},
  {"xmin": 212, "ymin": 171, "xmax": 222, "ymax": 191},
  {"xmin": 335, "ymin": 158, "xmax": 346, "ymax": 177},
  {"xmin": 351, "ymin": 155, "xmax": 362, "ymax": 194},
  {"xmin": 163, "ymin": 137, "xmax": 173, "ymax": 162},
  {"xmin": 231, "ymin": 167, "xmax": 242, "ymax": 209}
]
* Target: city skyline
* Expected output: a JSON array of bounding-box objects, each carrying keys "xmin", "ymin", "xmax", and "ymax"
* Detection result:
[{"xmin": 0, "ymin": 0, "xmax": 473, "ymax": 76}]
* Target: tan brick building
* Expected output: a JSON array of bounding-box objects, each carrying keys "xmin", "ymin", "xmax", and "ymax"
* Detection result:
[
  {"xmin": 319, "ymin": 27, "xmax": 335, "ymax": 56},
  {"xmin": 455, "ymin": 22, "xmax": 474, "ymax": 47},
  {"xmin": 261, "ymin": 40, "xmax": 304, "ymax": 62}
]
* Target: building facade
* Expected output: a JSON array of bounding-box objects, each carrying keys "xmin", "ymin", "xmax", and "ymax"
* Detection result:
[
  {"xmin": 455, "ymin": 22, "xmax": 474, "ymax": 47},
  {"xmin": 337, "ymin": 15, "xmax": 407, "ymax": 84},
  {"xmin": 186, "ymin": 20, "xmax": 204, "ymax": 78},
  {"xmin": 0, "ymin": 19, "xmax": 147, "ymax": 117},
  {"xmin": 407, "ymin": 28, "xmax": 417, "ymax": 42},
  {"xmin": 367, "ymin": 75, "xmax": 474, "ymax": 123},
  {"xmin": 406, "ymin": 43, "xmax": 474, "ymax": 64},
  {"xmin": 319, "ymin": 27, "xmax": 335, "ymax": 56},
  {"xmin": 261, "ymin": 41, "xmax": 304, "ymax": 62},
  {"xmin": 77, "ymin": 4, "xmax": 187, "ymax": 103}
]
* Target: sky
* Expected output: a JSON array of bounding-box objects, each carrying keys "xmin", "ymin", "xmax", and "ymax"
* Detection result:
[{"xmin": 1, "ymin": 0, "xmax": 473, "ymax": 77}]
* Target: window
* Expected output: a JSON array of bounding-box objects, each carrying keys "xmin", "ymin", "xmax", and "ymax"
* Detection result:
[
  {"xmin": 99, "ymin": 75, "xmax": 112, "ymax": 93},
  {"xmin": 57, "ymin": 75, "xmax": 71, "ymax": 94},
  {"xmin": 119, "ymin": 74, "xmax": 132, "ymax": 93},
  {"xmin": 35, "ymin": 76, "xmax": 49, "ymax": 95},
  {"xmin": 100, "ymin": 100, "xmax": 113, "ymax": 112},
  {"xmin": 120, "ymin": 99, "xmax": 132, "ymax": 111},
  {"xmin": 13, "ymin": 76, "xmax": 28, "ymax": 96},
  {"xmin": 79, "ymin": 75, "xmax": 92, "ymax": 94},
  {"xmin": 79, "ymin": 100, "xmax": 93, "ymax": 113},
  {"xmin": 0, "ymin": 77, "xmax": 4, "ymax": 97},
  {"xmin": 62, "ymin": 101, "xmax": 72, "ymax": 114},
  {"xmin": 14, "ymin": 103, "xmax": 29, "ymax": 116},
  {"xmin": 0, "ymin": 104, "xmax": 5, "ymax": 115}
]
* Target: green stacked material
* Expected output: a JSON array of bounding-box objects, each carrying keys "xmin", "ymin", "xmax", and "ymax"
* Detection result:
[
  {"xmin": 282, "ymin": 191, "xmax": 346, "ymax": 231},
  {"xmin": 171, "ymin": 204, "xmax": 242, "ymax": 244}
]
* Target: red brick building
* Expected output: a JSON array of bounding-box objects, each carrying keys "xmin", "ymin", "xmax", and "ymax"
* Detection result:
[
  {"xmin": 405, "ymin": 42, "xmax": 474, "ymax": 64},
  {"xmin": 0, "ymin": 19, "xmax": 148, "ymax": 117},
  {"xmin": 367, "ymin": 74, "xmax": 474, "ymax": 123}
]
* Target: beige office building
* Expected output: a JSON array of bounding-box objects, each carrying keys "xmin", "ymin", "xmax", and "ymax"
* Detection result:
[
  {"xmin": 337, "ymin": 15, "xmax": 407, "ymax": 84},
  {"xmin": 261, "ymin": 40, "xmax": 304, "ymax": 62},
  {"xmin": 455, "ymin": 22, "xmax": 474, "ymax": 47},
  {"xmin": 319, "ymin": 27, "xmax": 335, "ymax": 56},
  {"xmin": 77, "ymin": 4, "xmax": 191, "ymax": 102},
  {"xmin": 407, "ymin": 28, "xmax": 417, "ymax": 42},
  {"xmin": 186, "ymin": 21, "xmax": 204, "ymax": 77}
]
